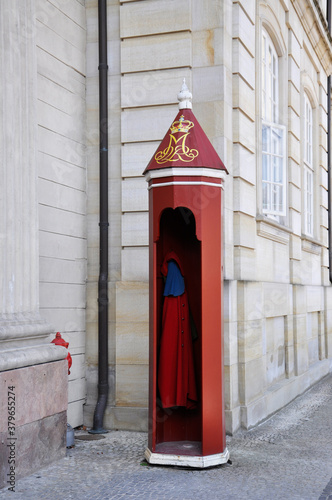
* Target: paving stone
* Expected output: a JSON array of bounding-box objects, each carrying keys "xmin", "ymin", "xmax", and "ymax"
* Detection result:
[{"xmin": 1, "ymin": 374, "xmax": 332, "ymax": 499}]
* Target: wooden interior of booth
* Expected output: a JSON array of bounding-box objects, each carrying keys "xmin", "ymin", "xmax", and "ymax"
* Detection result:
[{"xmin": 155, "ymin": 207, "xmax": 202, "ymax": 455}]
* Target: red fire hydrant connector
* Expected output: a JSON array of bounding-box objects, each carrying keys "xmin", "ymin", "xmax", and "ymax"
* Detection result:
[{"xmin": 51, "ymin": 332, "xmax": 72, "ymax": 375}]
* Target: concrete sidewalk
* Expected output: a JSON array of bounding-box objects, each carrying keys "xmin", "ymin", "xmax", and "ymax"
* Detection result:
[{"xmin": 1, "ymin": 373, "xmax": 332, "ymax": 499}]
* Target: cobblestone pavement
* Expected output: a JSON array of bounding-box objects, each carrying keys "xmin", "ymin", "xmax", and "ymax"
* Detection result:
[{"xmin": 1, "ymin": 374, "xmax": 332, "ymax": 500}]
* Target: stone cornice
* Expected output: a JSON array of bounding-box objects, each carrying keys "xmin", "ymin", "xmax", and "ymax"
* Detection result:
[
  {"xmin": 0, "ymin": 345, "xmax": 67, "ymax": 372},
  {"xmin": 291, "ymin": 0, "xmax": 332, "ymax": 74}
]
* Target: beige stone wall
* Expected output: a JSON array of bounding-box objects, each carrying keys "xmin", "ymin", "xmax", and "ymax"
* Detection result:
[
  {"xmin": 84, "ymin": 0, "xmax": 332, "ymax": 433},
  {"xmin": 224, "ymin": 0, "xmax": 332, "ymax": 433},
  {"xmin": 36, "ymin": 0, "xmax": 87, "ymax": 428},
  {"xmin": 4, "ymin": 0, "xmax": 330, "ymax": 437},
  {"xmin": 0, "ymin": 1, "xmax": 71, "ymax": 485},
  {"xmin": 84, "ymin": 0, "xmax": 236, "ymax": 431}
]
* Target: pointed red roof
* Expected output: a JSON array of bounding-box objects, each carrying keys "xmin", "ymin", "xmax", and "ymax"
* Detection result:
[{"xmin": 143, "ymin": 108, "xmax": 228, "ymax": 175}]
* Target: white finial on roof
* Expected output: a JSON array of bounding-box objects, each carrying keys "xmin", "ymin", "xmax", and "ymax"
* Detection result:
[{"xmin": 177, "ymin": 78, "xmax": 192, "ymax": 110}]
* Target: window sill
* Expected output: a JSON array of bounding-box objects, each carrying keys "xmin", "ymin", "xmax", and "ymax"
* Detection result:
[
  {"xmin": 256, "ymin": 216, "xmax": 323, "ymax": 253},
  {"xmin": 301, "ymin": 234, "xmax": 322, "ymax": 255},
  {"xmin": 256, "ymin": 215, "xmax": 292, "ymax": 245}
]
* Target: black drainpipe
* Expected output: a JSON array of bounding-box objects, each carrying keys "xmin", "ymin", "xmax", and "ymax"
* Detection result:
[
  {"xmin": 328, "ymin": 0, "xmax": 332, "ymax": 283},
  {"xmin": 90, "ymin": 0, "xmax": 109, "ymax": 434}
]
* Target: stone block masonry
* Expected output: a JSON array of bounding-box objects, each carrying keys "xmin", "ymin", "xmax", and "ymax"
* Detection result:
[{"xmin": 0, "ymin": 360, "xmax": 68, "ymax": 490}]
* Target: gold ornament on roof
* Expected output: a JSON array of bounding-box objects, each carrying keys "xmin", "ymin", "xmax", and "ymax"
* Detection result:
[
  {"xmin": 155, "ymin": 115, "xmax": 199, "ymax": 164},
  {"xmin": 170, "ymin": 115, "xmax": 193, "ymax": 134}
]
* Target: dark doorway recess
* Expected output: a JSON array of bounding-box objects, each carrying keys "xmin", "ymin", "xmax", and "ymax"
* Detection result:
[{"xmin": 155, "ymin": 207, "xmax": 202, "ymax": 455}]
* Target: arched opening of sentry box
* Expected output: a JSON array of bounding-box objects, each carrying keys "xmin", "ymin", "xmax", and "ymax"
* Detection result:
[{"xmin": 155, "ymin": 207, "xmax": 202, "ymax": 455}]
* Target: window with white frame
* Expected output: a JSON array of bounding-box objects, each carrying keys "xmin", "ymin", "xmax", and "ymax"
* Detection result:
[
  {"xmin": 261, "ymin": 28, "xmax": 286, "ymax": 217},
  {"xmin": 304, "ymin": 93, "xmax": 313, "ymax": 236}
]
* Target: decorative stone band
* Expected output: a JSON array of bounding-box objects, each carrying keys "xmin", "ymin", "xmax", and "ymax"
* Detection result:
[
  {"xmin": 144, "ymin": 446, "xmax": 230, "ymax": 468},
  {"xmin": 145, "ymin": 167, "xmax": 227, "ymax": 183},
  {"xmin": 148, "ymin": 180, "xmax": 224, "ymax": 190},
  {"xmin": 145, "ymin": 168, "xmax": 226, "ymax": 192},
  {"xmin": 0, "ymin": 314, "xmax": 54, "ymax": 342},
  {"xmin": 0, "ymin": 344, "xmax": 68, "ymax": 372}
]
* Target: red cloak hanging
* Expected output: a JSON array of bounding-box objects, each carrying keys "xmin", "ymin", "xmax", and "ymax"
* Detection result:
[{"xmin": 158, "ymin": 251, "xmax": 198, "ymax": 410}]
